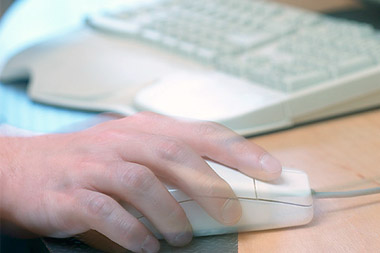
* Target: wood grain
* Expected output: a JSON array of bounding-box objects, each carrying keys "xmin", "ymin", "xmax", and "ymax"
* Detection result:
[
  {"xmin": 272, "ymin": 0, "xmax": 362, "ymax": 12},
  {"xmin": 240, "ymin": 109, "xmax": 380, "ymax": 252}
]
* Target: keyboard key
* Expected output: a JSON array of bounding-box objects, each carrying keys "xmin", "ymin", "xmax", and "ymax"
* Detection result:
[
  {"xmin": 141, "ymin": 29, "xmax": 161, "ymax": 42},
  {"xmin": 227, "ymin": 32, "xmax": 277, "ymax": 48},
  {"xmin": 161, "ymin": 35, "xmax": 178, "ymax": 48},
  {"xmin": 332, "ymin": 56, "xmax": 375, "ymax": 76},
  {"xmin": 178, "ymin": 41, "xmax": 197, "ymax": 55},
  {"xmin": 196, "ymin": 48, "xmax": 217, "ymax": 62},
  {"xmin": 282, "ymin": 70, "xmax": 331, "ymax": 91}
]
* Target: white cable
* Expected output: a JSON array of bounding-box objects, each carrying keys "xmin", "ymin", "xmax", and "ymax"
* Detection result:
[{"xmin": 312, "ymin": 187, "xmax": 380, "ymax": 199}]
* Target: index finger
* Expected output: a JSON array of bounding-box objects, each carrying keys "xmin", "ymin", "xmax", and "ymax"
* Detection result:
[{"xmin": 119, "ymin": 112, "xmax": 282, "ymax": 181}]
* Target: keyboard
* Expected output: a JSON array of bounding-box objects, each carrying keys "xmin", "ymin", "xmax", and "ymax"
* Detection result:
[
  {"xmin": 87, "ymin": 0, "xmax": 380, "ymax": 93},
  {"xmin": 2, "ymin": 0, "xmax": 380, "ymax": 136}
]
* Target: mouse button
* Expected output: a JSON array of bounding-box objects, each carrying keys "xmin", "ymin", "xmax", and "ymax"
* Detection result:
[
  {"xmin": 238, "ymin": 199, "xmax": 314, "ymax": 230},
  {"xmin": 255, "ymin": 169, "xmax": 313, "ymax": 206},
  {"xmin": 167, "ymin": 188, "xmax": 192, "ymax": 202},
  {"xmin": 207, "ymin": 161, "xmax": 256, "ymax": 199}
]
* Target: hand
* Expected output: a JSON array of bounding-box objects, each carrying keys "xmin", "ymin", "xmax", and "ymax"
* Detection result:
[{"xmin": 0, "ymin": 112, "xmax": 281, "ymax": 252}]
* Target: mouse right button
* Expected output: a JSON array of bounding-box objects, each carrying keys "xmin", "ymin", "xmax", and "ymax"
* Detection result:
[{"xmin": 254, "ymin": 169, "xmax": 313, "ymax": 206}]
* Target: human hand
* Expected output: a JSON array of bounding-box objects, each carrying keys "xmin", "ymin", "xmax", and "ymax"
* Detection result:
[{"xmin": 0, "ymin": 112, "xmax": 281, "ymax": 252}]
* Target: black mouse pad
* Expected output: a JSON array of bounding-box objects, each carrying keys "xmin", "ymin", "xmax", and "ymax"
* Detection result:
[{"xmin": 41, "ymin": 233, "xmax": 238, "ymax": 253}]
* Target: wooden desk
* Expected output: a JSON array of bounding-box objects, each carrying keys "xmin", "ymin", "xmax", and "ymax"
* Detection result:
[
  {"xmin": 239, "ymin": 1, "xmax": 379, "ymax": 251},
  {"xmin": 274, "ymin": 0, "xmax": 362, "ymax": 12},
  {"xmin": 241, "ymin": 109, "xmax": 380, "ymax": 252}
]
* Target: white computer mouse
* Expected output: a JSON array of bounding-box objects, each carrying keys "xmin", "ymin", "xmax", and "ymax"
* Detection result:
[{"xmin": 124, "ymin": 161, "xmax": 313, "ymax": 238}]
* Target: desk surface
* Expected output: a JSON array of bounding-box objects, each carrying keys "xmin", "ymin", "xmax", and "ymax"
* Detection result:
[
  {"xmin": 275, "ymin": 0, "xmax": 361, "ymax": 12},
  {"xmin": 241, "ymin": 109, "xmax": 380, "ymax": 252},
  {"xmin": 240, "ymin": 1, "xmax": 380, "ymax": 251}
]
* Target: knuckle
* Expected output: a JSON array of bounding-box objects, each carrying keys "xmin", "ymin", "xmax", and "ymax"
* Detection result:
[
  {"xmin": 156, "ymin": 138, "xmax": 186, "ymax": 161},
  {"xmin": 120, "ymin": 165, "xmax": 156, "ymax": 192},
  {"xmin": 196, "ymin": 121, "xmax": 224, "ymax": 137},
  {"xmin": 117, "ymin": 219, "xmax": 136, "ymax": 239},
  {"xmin": 203, "ymin": 179, "xmax": 221, "ymax": 197},
  {"xmin": 85, "ymin": 195, "xmax": 114, "ymax": 218},
  {"xmin": 137, "ymin": 111, "xmax": 160, "ymax": 118},
  {"xmin": 131, "ymin": 111, "xmax": 161, "ymax": 123},
  {"xmin": 200, "ymin": 175, "xmax": 229, "ymax": 199}
]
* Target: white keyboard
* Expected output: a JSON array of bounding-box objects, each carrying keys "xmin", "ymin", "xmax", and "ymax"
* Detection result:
[
  {"xmin": 2, "ymin": 0, "xmax": 379, "ymax": 136},
  {"xmin": 87, "ymin": 0, "xmax": 380, "ymax": 93}
]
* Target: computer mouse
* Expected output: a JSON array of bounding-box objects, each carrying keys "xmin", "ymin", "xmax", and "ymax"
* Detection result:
[{"xmin": 123, "ymin": 161, "xmax": 314, "ymax": 238}]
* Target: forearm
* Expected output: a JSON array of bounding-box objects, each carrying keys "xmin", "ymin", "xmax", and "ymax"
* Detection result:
[{"xmin": 0, "ymin": 136, "xmax": 17, "ymax": 221}]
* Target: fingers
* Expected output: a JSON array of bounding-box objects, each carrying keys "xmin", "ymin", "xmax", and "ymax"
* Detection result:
[
  {"xmin": 110, "ymin": 133, "xmax": 242, "ymax": 226},
  {"xmin": 88, "ymin": 162, "xmax": 192, "ymax": 246},
  {"xmin": 73, "ymin": 190, "xmax": 160, "ymax": 253},
  {"xmin": 72, "ymin": 111, "xmax": 279, "ymax": 250},
  {"xmin": 117, "ymin": 112, "xmax": 282, "ymax": 181}
]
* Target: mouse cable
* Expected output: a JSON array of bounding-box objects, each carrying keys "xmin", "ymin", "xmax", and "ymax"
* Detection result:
[{"xmin": 311, "ymin": 187, "xmax": 380, "ymax": 199}]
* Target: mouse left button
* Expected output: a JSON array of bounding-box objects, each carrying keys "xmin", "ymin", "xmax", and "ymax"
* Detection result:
[
  {"xmin": 255, "ymin": 169, "xmax": 313, "ymax": 206},
  {"xmin": 207, "ymin": 161, "xmax": 257, "ymax": 200}
]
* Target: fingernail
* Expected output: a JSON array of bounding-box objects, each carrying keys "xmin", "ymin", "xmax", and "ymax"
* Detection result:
[
  {"xmin": 222, "ymin": 198, "xmax": 242, "ymax": 225},
  {"xmin": 173, "ymin": 224, "xmax": 192, "ymax": 246},
  {"xmin": 141, "ymin": 235, "xmax": 159, "ymax": 253},
  {"xmin": 260, "ymin": 153, "xmax": 282, "ymax": 174}
]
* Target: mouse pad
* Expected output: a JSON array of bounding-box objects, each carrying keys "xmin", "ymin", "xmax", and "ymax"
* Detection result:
[{"xmin": 42, "ymin": 234, "xmax": 238, "ymax": 253}]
